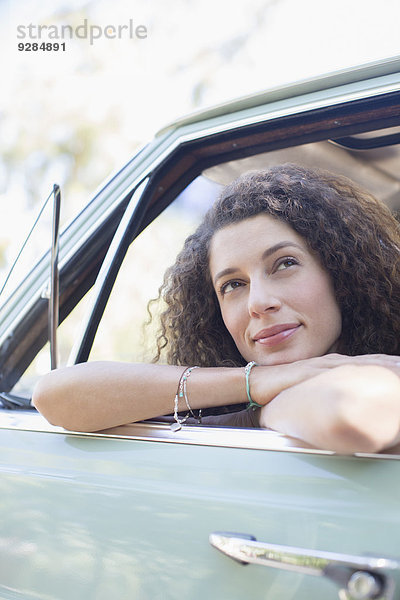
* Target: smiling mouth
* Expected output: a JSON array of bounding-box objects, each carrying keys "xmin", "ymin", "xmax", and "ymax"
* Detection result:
[{"xmin": 253, "ymin": 324, "xmax": 301, "ymax": 348}]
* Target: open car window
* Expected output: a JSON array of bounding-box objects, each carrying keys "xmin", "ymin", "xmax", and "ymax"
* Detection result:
[
  {"xmin": 3, "ymin": 64, "xmax": 400, "ymax": 459},
  {"xmin": 11, "ymin": 134, "xmax": 400, "ymax": 450},
  {"xmin": 89, "ymin": 135, "xmax": 400, "ymax": 369}
]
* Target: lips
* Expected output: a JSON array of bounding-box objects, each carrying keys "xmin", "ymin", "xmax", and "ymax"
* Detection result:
[{"xmin": 253, "ymin": 323, "xmax": 301, "ymax": 347}]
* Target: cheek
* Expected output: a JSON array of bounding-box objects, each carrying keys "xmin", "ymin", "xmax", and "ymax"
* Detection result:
[
  {"xmin": 219, "ymin": 301, "xmax": 246, "ymax": 342},
  {"xmin": 302, "ymin": 276, "xmax": 342, "ymax": 332}
]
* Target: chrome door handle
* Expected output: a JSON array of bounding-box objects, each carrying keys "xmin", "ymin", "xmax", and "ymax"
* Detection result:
[{"xmin": 209, "ymin": 532, "xmax": 400, "ymax": 600}]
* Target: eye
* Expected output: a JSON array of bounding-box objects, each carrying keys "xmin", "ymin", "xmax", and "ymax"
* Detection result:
[
  {"xmin": 275, "ymin": 257, "xmax": 299, "ymax": 271},
  {"xmin": 220, "ymin": 280, "xmax": 244, "ymax": 295}
]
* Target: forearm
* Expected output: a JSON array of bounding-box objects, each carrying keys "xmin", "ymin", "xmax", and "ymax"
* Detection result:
[
  {"xmin": 259, "ymin": 365, "xmax": 400, "ymax": 453},
  {"xmin": 33, "ymin": 355, "xmax": 400, "ymax": 435},
  {"xmin": 32, "ymin": 361, "xmax": 247, "ymax": 432}
]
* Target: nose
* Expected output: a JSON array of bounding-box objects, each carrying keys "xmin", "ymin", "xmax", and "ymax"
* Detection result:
[{"xmin": 248, "ymin": 280, "xmax": 282, "ymax": 317}]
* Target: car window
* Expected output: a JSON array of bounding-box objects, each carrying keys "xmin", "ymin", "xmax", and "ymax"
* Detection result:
[
  {"xmin": 0, "ymin": 188, "xmax": 56, "ymax": 312},
  {"xmin": 10, "ymin": 133, "xmax": 400, "ymax": 450},
  {"xmin": 12, "ymin": 290, "xmax": 94, "ymax": 395},
  {"xmin": 87, "ymin": 136, "xmax": 400, "ymax": 440},
  {"xmin": 88, "ymin": 175, "xmax": 221, "ymax": 363}
]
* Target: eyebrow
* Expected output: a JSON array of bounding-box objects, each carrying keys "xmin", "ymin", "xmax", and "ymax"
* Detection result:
[
  {"xmin": 261, "ymin": 241, "xmax": 303, "ymax": 260},
  {"xmin": 213, "ymin": 241, "xmax": 304, "ymax": 285}
]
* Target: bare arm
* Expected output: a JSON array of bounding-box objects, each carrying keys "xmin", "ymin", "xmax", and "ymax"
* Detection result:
[
  {"xmin": 33, "ymin": 353, "xmax": 400, "ymax": 434},
  {"xmin": 32, "ymin": 362, "xmax": 246, "ymax": 432},
  {"xmin": 258, "ymin": 365, "xmax": 400, "ymax": 454}
]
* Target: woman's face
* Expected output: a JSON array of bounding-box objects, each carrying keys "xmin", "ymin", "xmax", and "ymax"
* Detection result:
[{"xmin": 209, "ymin": 214, "xmax": 342, "ymax": 365}]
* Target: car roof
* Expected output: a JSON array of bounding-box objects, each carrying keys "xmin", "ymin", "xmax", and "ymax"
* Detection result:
[{"xmin": 156, "ymin": 55, "xmax": 400, "ymax": 136}]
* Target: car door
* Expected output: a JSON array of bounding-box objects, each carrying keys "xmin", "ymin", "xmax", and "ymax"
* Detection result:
[{"xmin": 0, "ymin": 415, "xmax": 399, "ymax": 600}]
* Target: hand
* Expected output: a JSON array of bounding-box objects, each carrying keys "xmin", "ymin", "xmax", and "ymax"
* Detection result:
[
  {"xmin": 251, "ymin": 353, "xmax": 400, "ymax": 407},
  {"xmin": 315, "ymin": 353, "xmax": 400, "ymax": 375},
  {"xmin": 258, "ymin": 364, "xmax": 400, "ymax": 453}
]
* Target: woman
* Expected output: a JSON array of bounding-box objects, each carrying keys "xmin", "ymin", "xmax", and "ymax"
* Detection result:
[{"xmin": 33, "ymin": 164, "xmax": 400, "ymax": 453}]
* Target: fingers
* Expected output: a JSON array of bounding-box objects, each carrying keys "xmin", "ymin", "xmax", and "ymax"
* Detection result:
[
  {"xmin": 297, "ymin": 353, "xmax": 400, "ymax": 370},
  {"xmin": 341, "ymin": 354, "xmax": 400, "ymax": 376},
  {"xmin": 254, "ymin": 354, "xmax": 400, "ymax": 408}
]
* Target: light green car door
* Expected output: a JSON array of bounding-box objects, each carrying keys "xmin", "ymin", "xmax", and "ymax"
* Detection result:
[{"xmin": 0, "ymin": 416, "xmax": 399, "ymax": 600}]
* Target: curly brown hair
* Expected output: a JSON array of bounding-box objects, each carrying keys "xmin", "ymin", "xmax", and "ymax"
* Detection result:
[{"xmin": 152, "ymin": 164, "xmax": 400, "ymax": 366}]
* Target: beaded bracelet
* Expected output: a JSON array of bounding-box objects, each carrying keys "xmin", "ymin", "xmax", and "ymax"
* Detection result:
[
  {"xmin": 171, "ymin": 366, "xmax": 199, "ymax": 432},
  {"xmin": 182, "ymin": 366, "xmax": 199, "ymax": 417},
  {"xmin": 244, "ymin": 360, "xmax": 262, "ymax": 410}
]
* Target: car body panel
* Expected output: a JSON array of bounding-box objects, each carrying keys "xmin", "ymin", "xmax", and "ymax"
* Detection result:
[
  {"xmin": 158, "ymin": 55, "xmax": 400, "ymax": 132},
  {"xmin": 0, "ymin": 414, "xmax": 399, "ymax": 600}
]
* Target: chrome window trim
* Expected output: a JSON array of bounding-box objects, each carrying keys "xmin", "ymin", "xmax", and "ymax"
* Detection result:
[{"xmin": 0, "ymin": 411, "xmax": 399, "ymax": 460}]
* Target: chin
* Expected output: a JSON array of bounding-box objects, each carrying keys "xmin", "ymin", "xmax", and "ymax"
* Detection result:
[{"xmin": 253, "ymin": 347, "xmax": 320, "ymax": 366}]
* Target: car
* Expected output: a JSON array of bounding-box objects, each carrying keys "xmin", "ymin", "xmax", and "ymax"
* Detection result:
[{"xmin": 0, "ymin": 56, "xmax": 400, "ymax": 600}]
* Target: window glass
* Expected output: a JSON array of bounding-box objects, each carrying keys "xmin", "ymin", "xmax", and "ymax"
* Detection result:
[
  {"xmin": 0, "ymin": 189, "xmax": 55, "ymax": 312},
  {"xmin": 12, "ymin": 290, "xmax": 94, "ymax": 395}
]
